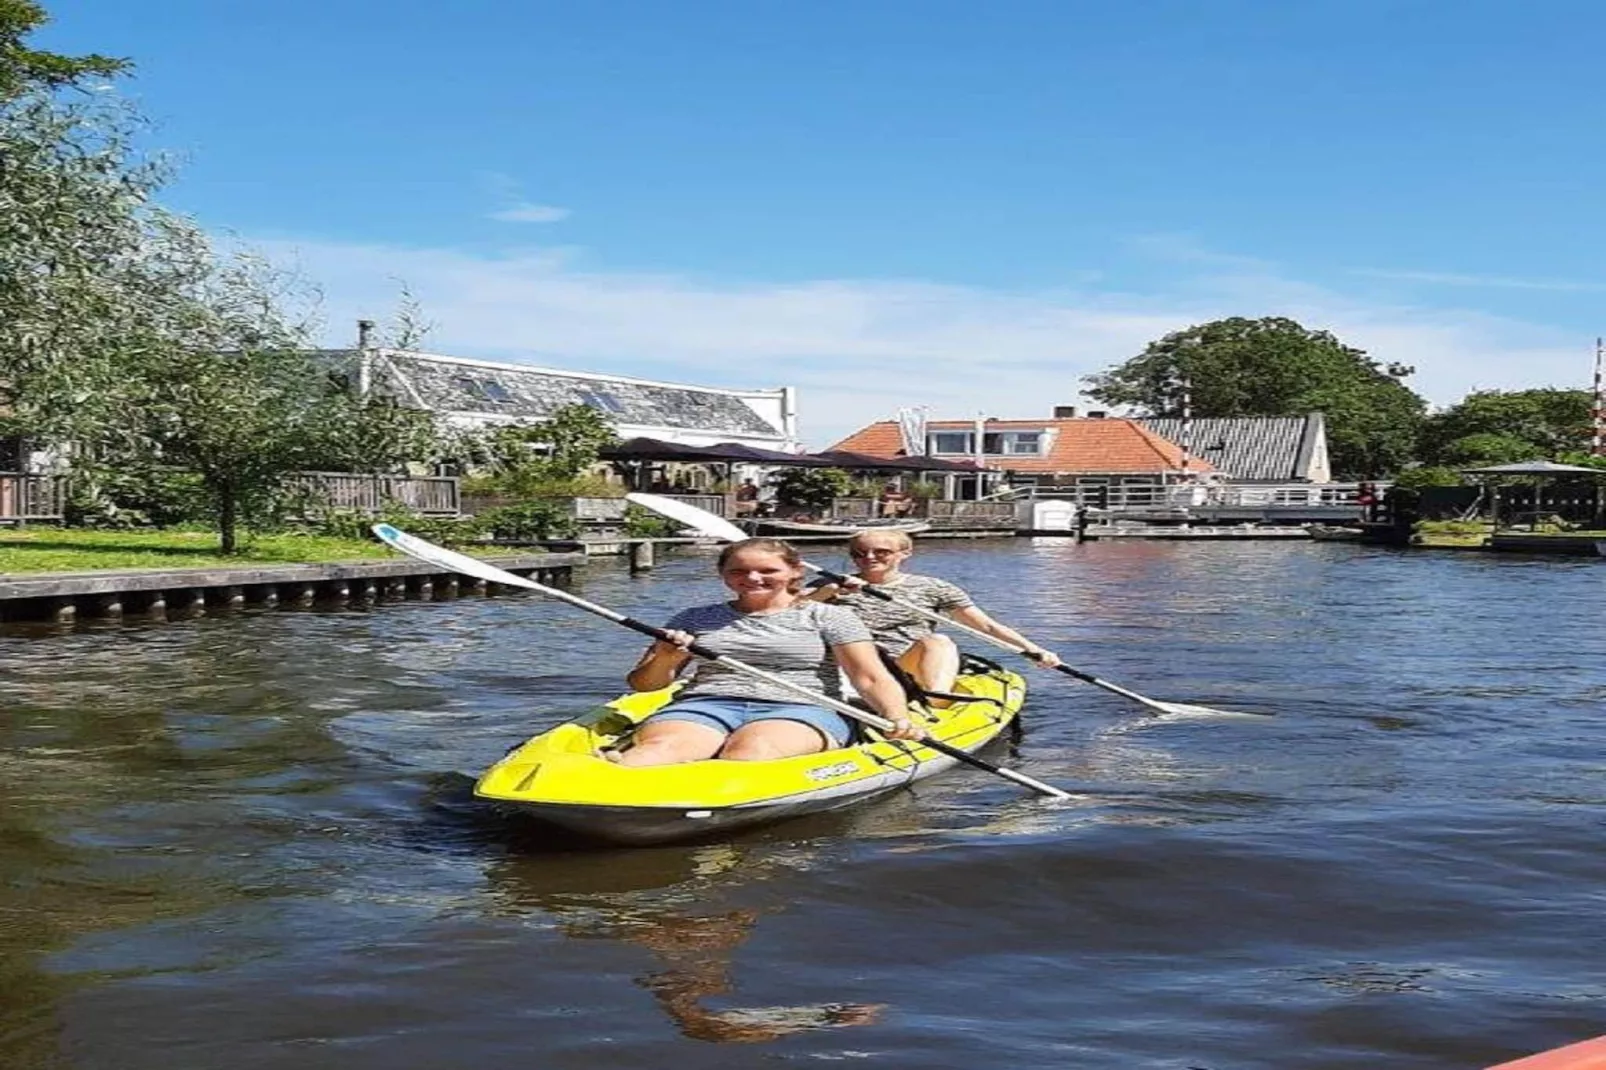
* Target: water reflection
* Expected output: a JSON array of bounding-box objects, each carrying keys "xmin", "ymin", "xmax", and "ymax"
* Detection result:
[{"xmin": 482, "ymin": 842, "xmax": 885, "ymax": 1044}]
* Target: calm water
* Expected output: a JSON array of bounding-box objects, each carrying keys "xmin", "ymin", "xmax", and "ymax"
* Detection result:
[{"xmin": 2, "ymin": 540, "xmax": 1604, "ymax": 1069}]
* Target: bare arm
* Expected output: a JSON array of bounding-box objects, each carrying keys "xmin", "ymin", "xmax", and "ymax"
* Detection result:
[
  {"xmin": 833, "ymin": 640, "xmax": 923, "ymax": 739},
  {"xmin": 627, "ymin": 630, "xmax": 695, "ymax": 691},
  {"xmin": 948, "ymin": 605, "xmax": 1063, "ymax": 668}
]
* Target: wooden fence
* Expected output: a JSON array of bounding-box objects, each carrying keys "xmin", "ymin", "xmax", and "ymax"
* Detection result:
[
  {"xmin": 285, "ymin": 472, "xmax": 461, "ymax": 517},
  {"xmin": 0, "ymin": 474, "xmax": 68, "ymax": 523}
]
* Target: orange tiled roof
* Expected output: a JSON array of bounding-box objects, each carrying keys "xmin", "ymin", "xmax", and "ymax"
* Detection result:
[{"xmin": 827, "ymin": 418, "xmax": 1214, "ymax": 475}]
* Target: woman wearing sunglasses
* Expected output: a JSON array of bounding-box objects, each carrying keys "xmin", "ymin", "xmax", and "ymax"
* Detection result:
[{"xmin": 808, "ymin": 530, "xmax": 1062, "ymax": 698}]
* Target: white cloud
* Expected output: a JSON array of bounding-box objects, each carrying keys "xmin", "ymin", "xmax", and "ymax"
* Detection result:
[
  {"xmin": 253, "ymin": 235, "xmax": 1593, "ymax": 449},
  {"xmin": 1351, "ymin": 268, "xmax": 1606, "ymax": 293},
  {"xmin": 488, "ymin": 202, "xmax": 571, "ymax": 224}
]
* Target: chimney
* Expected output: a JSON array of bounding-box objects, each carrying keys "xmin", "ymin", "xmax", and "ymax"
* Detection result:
[
  {"xmin": 1088, "ymin": 410, "xmax": 1107, "ymax": 419},
  {"xmin": 1053, "ymin": 405, "xmax": 1078, "ymax": 418}
]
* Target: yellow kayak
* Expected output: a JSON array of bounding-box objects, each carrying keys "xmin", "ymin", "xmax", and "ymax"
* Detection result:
[{"xmin": 475, "ymin": 658, "xmax": 1028, "ymax": 845}]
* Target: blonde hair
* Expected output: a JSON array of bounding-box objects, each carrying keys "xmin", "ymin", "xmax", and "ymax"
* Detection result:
[
  {"xmin": 847, "ymin": 530, "xmax": 913, "ymax": 554},
  {"xmin": 716, "ymin": 538, "xmax": 806, "ymax": 593}
]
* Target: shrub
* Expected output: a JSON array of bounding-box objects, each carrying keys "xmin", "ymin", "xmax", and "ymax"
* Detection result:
[
  {"xmin": 476, "ymin": 500, "xmax": 579, "ymax": 542},
  {"xmin": 774, "ymin": 468, "xmax": 851, "ymax": 511},
  {"xmin": 625, "ymin": 503, "xmax": 684, "ymax": 537}
]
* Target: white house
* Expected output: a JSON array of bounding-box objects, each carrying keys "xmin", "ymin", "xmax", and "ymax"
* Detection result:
[{"xmin": 334, "ymin": 348, "xmax": 799, "ymax": 450}]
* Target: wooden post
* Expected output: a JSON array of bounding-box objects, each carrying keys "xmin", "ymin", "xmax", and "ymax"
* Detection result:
[
  {"xmin": 356, "ymin": 580, "xmax": 379, "ymax": 604},
  {"xmin": 436, "ymin": 575, "xmax": 459, "ymax": 599},
  {"xmin": 384, "ymin": 578, "xmax": 407, "ymax": 601},
  {"xmin": 410, "ymin": 575, "xmax": 433, "ymax": 599},
  {"xmin": 133, "ymin": 591, "xmax": 167, "ymax": 620},
  {"xmin": 217, "ymin": 585, "xmax": 245, "ymax": 610},
  {"xmin": 323, "ymin": 580, "xmax": 350, "ymax": 605},
  {"xmin": 252, "ymin": 585, "xmax": 280, "ymax": 608},
  {"xmin": 630, "ymin": 539, "xmax": 656, "ymax": 572},
  {"xmin": 470, "ymin": 577, "xmax": 489, "ymax": 596},
  {"xmin": 289, "ymin": 583, "xmax": 317, "ymax": 607},
  {"xmin": 47, "ymin": 597, "xmax": 76, "ymax": 624},
  {"xmin": 90, "ymin": 593, "xmax": 123, "ymax": 619},
  {"xmin": 175, "ymin": 589, "xmax": 206, "ymax": 617}
]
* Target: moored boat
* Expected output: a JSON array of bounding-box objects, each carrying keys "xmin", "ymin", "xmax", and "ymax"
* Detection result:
[
  {"xmin": 748, "ymin": 517, "xmax": 932, "ymax": 538},
  {"xmin": 475, "ymin": 657, "xmax": 1026, "ymax": 845},
  {"xmin": 1307, "ymin": 523, "xmax": 1365, "ymax": 541}
]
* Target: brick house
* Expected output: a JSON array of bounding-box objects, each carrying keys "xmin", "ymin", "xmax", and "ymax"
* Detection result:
[{"xmin": 829, "ymin": 411, "xmax": 1215, "ymax": 493}]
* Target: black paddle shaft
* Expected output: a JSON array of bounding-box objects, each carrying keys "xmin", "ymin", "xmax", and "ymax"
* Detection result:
[
  {"xmin": 615, "ymin": 610, "xmax": 1065, "ymax": 795},
  {"xmin": 809, "ymin": 567, "xmax": 1100, "ymax": 685}
]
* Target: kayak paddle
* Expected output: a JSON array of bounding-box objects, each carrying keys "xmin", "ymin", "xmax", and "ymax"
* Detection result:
[
  {"xmin": 626, "ymin": 492, "xmax": 1263, "ymax": 719},
  {"xmin": 371, "ymin": 523, "xmax": 1074, "ymax": 800}
]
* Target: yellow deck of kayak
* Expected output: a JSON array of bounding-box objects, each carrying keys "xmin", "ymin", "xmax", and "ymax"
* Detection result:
[{"xmin": 474, "ymin": 662, "xmax": 1027, "ymax": 842}]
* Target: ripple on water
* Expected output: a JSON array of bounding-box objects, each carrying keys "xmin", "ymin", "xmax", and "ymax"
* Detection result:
[{"xmin": 2, "ymin": 543, "xmax": 1604, "ymax": 1069}]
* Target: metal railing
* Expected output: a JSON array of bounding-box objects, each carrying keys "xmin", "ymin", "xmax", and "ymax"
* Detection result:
[
  {"xmin": 0, "ymin": 473, "xmax": 67, "ymax": 522},
  {"xmin": 286, "ymin": 472, "xmax": 461, "ymax": 516},
  {"xmin": 927, "ymin": 500, "xmax": 1017, "ymax": 520},
  {"xmin": 1009, "ymin": 482, "xmax": 1378, "ymax": 510}
]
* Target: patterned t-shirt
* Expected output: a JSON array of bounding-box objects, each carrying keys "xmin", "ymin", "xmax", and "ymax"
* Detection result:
[
  {"xmin": 663, "ymin": 600, "xmax": 872, "ymax": 703},
  {"xmin": 812, "ymin": 573, "xmax": 974, "ymax": 655}
]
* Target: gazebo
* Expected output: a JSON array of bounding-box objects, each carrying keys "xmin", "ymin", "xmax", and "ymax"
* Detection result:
[{"xmin": 1461, "ymin": 460, "xmax": 1606, "ymax": 532}]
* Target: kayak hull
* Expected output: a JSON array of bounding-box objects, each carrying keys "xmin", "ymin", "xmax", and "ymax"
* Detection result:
[{"xmin": 475, "ymin": 660, "xmax": 1027, "ymax": 845}]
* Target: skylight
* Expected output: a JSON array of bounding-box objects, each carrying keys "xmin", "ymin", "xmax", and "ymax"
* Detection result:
[{"xmin": 581, "ymin": 389, "xmax": 626, "ymax": 414}]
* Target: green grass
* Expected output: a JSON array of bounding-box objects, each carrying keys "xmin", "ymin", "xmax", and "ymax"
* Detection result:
[
  {"xmin": 0, "ymin": 528, "xmax": 397, "ymax": 574},
  {"xmin": 1413, "ymin": 519, "xmax": 1492, "ymax": 548}
]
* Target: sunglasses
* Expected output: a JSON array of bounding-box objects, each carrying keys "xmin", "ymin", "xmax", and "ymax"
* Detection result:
[{"xmin": 849, "ymin": 547, "xmax": 905, "ymax": 559}]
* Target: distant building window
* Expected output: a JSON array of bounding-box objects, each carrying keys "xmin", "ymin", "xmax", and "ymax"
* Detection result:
[
  {"xmin": 983, "ymin": 431, "xmax": 1044, "ymax": 455},
  {"xmin": 581, "ymin": 390, "xmax": 626, "ymax": 414},
  {"xmin": 453, "ymin": 376, "xmax": 489, "ymax": 401},
  {"xmin": 453, "ymin": 376, "xmax": 514, "ymax": 404},
  {"xmin": 1002, "ymin": 430, "xmax": 1040, "ymax": 453},
  {"xmin": 929, "ymin": 431, "xmax": 974, "ymax": 454}
]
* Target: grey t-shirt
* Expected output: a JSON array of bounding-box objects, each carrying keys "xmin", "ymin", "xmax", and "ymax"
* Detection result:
[
  {"xmin": 664, "ymin": 600, "xmax": 872, "ymax": 703},
  {"xmin": 812, "ymin": 573, "xmax": 974, "ymax": 655}
]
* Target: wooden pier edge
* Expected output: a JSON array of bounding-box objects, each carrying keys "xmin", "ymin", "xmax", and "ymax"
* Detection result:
[{"xmin": 0, "ymin": 552, "xmax": 585, "ymax": 625}]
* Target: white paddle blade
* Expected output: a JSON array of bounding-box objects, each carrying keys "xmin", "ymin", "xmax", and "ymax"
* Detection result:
[
  {"xmin": 1153, "ymin": 701, "xmax": 1271, "ymax": 720},
  {"xmin": 371, "ymin": 523, "xmax": 545, "ymax": 592},
  {"xmin": 626, "ymin": 492, "xmax": 748, "ymax": 542}
]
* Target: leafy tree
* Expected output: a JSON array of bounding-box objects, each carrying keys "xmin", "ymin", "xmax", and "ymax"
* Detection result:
[
  {"xmin": 1417, "ymin": 388, "xmax": 1593, "ymax": 466},
  {"xmin": 774, "ymin": 468, "xmax": 851, "ymax": 512},
  {"xmin": 1, "ymin": 1, "xmax": 128, "ymax": 98},
  {"xmin": 465, "ymin": 403, "xmax": 619, "ymax": 496},
  {"xmin": 2, "ymin": 9, "xmax": 441, "ymax": 551},
  {"xmin": 1083, "ymin": 316, "xmax": 1427, "ymax": 478}
]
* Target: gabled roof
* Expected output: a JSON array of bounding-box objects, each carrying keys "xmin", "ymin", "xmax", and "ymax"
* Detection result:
[
  {"xmin": 829, "ymin": 418, "xmax": 1214, "ymax": 475},
  {"xmin": 1463, "ymin": 460, "xmax": 1604, "ymax": 474},
  {"xmin": 1138, "ymin": 415, "xmax": 1325, "ymax": 481},
  {"xmin": 347, "ymin": 348, "xmax": 783, "ymax": 437}
]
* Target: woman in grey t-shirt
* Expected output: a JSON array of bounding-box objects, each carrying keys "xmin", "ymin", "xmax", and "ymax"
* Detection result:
[
  {"xmin": 614, "ymin": 539, "xmax": 917, "ymax": 767},
  {"xmin": 809, "ymin": 530, "xmax": 1063, "ymax": 699}
]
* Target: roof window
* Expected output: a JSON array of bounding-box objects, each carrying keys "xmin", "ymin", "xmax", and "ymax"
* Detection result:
[{"xmin": 581, "ymin": 389, "xmax": 626, "ymax": 414}]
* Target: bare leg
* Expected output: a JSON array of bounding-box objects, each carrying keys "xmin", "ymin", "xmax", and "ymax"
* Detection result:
[
  {"xmin": 897, "ymin": 634, "xmax": 960, "ymax": 700},
  {"xmin": 719, "ymin": 720, "xmax": 832, "ymax": 761},
  {"xmin": 614, "ymin": 720, "xmax": 727, "ymax": 767}
]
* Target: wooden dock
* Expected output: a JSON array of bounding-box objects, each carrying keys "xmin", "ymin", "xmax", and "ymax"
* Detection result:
[
  {"xmin": 0, "ymin": 552, "xmax": 585, "ymax": 624},
  {"xmin": 1083, "ymin": 524, "xmax": 1312, "ymax": 541}
]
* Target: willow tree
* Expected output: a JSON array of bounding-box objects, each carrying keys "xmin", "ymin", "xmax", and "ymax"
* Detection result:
[
  {"xmin": 2, "ymin": 4, "xmax": 440, "ymax": 551},
  {"xmin": 0, "ymin": 4, "xmax": 151, "ymax": 450}
]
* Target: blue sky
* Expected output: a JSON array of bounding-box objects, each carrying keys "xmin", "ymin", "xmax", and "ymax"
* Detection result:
[{"xmin": 37, "ymin": 0, "xmax": 1606, "ymax": 446}]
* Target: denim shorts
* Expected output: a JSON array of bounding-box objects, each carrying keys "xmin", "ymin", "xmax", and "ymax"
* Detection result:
[{"xmin": 650, "ymin": 696, "xmax": 853, "ymax": 749}]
